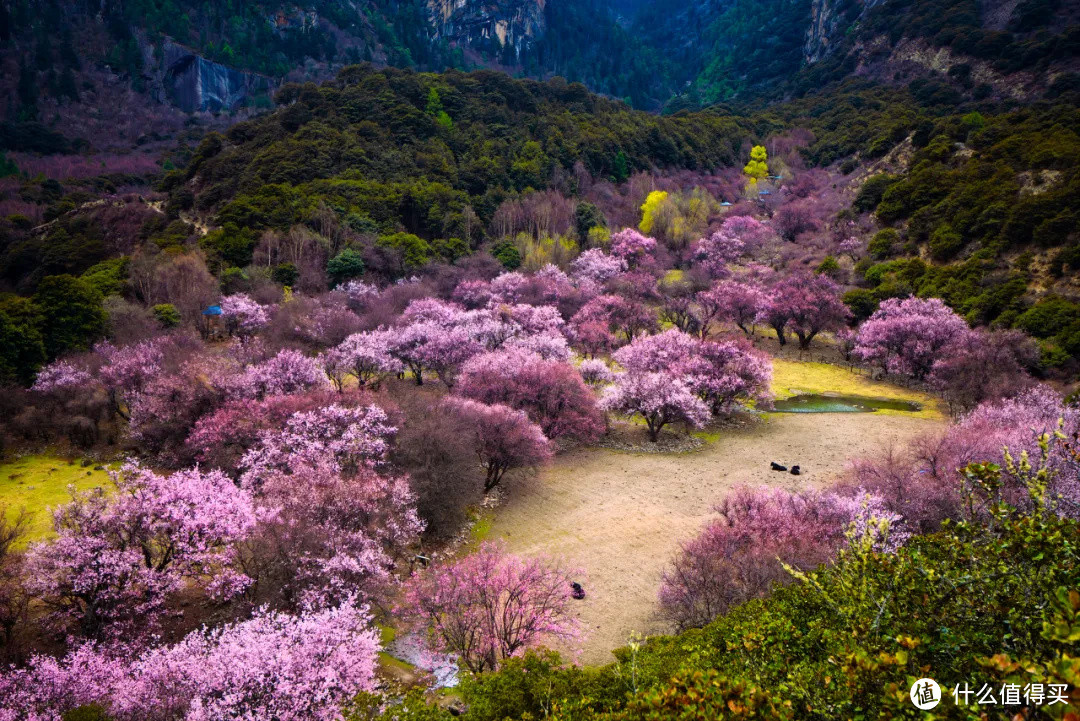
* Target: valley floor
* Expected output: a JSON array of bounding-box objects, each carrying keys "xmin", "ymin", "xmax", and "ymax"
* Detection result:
[{"xmin": 489, "ymin": 408, "xmax": 943, "ymax": 664}]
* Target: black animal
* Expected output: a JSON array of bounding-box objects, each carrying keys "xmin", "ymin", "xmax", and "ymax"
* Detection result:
[
  {"xmin": 790, "ymin": 465, "xmax": 801, "ymax": 476},
  {"xmin": 770, "ymin": 462, "xmax": 787, "ymax": 471},
  {"xmin": 570, "ymin": 582, "xmax": 586, "ymax": 600}
]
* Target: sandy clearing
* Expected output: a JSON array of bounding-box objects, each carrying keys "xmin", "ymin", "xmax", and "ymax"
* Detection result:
[{"xmin": 488, "ymin": 411, "xmax": 942, "ymax": 665}]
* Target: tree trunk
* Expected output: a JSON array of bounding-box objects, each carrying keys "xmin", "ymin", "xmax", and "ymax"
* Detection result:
[{"xmin": 646, "ymin": 415, "xmax": 662, "ymax": 442}]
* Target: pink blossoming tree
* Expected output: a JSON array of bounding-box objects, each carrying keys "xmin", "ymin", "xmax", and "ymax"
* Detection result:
[
  {"xmin": 226, "ymin": 349, "xmax": 328, "ymax": 399},
  {"xmin": 570, "ymin": 294, "xmax": 657, "ymax": 345},
  {"xmin": 659, "ymin": 486, "xmax": 904, "ymax": 630},
  {"xmin": 321, "ymin": 330, "xmax": 404, "ymax": 391},
  {"xmin": 237, "ymin": 403, "xmax": 422, "ymax": 607},
  {"xmin": 25, "ymin": 462, "xmax": 256, "ymax": 641},
  {"xmin": 853, "ymin": 296, "xmax": 971, "ymax": 380},
  {"xmin": 761, "ymin": 273, "xmax": 849, "ymax": 349},
  {"xmin": 609, "ymin": 228, "xmax": 657, "ymax": 269},
  {"xmin": 31, "ymin": 360, "xmax": 94, "ymax": 394},
  {"xmin": 401, "ymin": 543, "xmax": 579, "ymax": 673},
  {"xmin": 578, "ymin": 358, "xmax": 616, "ymax": 385},
  {"xmin": 601, "ymin": 371, "xmax": 710, "ymax": 441},
  {"xmin": 220, "ymin": 293, "xmax": 272, "ymax": 338},
  {"xmin": 455, "ymin": 349, "xmax": 605, "ymax": 443},
  {"xmin": 570, "ymin": 248, "xmax": 626, "ymax": 286},
  {"xmin": 612, "ymin": 329, "xmax": 772, "ymax": 416},
  {"xmin": 695, "ymin": 281, "xmax": 767, "ymax": 338},
  {"xmin": 444, "ymin": 397, "xmax": 553, "ymax": 492},
  {"xmin": 0, "ymin": 602, "xmax": 379, "ymax": 721}
]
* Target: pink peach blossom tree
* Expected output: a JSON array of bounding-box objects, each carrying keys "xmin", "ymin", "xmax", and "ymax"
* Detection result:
[{"xmin": 401, "ymin": 543, "xmax": 579, "ymax": 673}]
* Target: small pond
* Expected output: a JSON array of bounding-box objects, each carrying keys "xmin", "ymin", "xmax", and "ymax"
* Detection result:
[{"xmin": 772, "ymin": 393, "xmax": 922, "ymax": 414}]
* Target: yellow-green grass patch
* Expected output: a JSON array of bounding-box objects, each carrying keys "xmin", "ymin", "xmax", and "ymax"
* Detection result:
[
  {"xmin": 464, "ymin": 507, "xmax": 494, "ymax": 549},
  {"xmin": 0, "ymin": 455, "xmax": 112, "ymax": 545},
  {"xmin": 769, "ymin": 359, "xmax": 943, "ymax": 419},
  {"xmin": 662, "ymin": 268, "xmax": 685, "ymax": 284}
]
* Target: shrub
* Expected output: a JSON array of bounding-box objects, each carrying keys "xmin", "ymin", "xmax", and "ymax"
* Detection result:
[
  {"xmin": 328, "ymin": 248, "xmax": 366, "ymax": 287},
  {"xmin": 842, "ymin": 288, "xmax": 878, "ymax": 323},
  {"xmin": 491, "ymin": 240, "xmax": 522, "ymax": 270},
  {"xmin": 867, "ymin": 228, "xmax": 899, "ymax": 260},
  {"xmin": 928, "ymin": 224, "xmax": 964, "ymax": 260},
  {"xmin": 150, "ymin": 304, "xmax": 180, "ymax": 328},
  {"xmin": 815, "ymin": 255, "xmax": 840, "ymax": 278},
  {"xmin": 852, "ymin": 173, "xmax": 897, "ymax": 214}
]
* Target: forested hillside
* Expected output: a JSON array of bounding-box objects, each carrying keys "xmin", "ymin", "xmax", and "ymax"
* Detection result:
[
  {"xmin": 173, "ymin": 66, "xmax": 746, "ymax": 238},
  {"xmin": 2, "ymin": 62, "xmax": 1079, "ymax": 385}
]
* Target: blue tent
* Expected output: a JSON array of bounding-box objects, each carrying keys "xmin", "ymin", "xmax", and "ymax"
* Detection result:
[{"xmin": 203, "ymin": 305, "xmax": 223, "ymax": 316}]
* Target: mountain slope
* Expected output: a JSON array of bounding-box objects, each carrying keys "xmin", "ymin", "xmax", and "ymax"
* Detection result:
[{"xmin": 619, "ymin": 0, "xmax": 1079, "ymax": 108}]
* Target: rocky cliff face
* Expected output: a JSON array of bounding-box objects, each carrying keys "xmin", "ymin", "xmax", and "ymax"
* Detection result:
[
  {"xmin": 427, "ymin": 0, "xmax": 547, "ymax": 61},
  {"xmin": 804, "ymin": 0, "xmax": 883, "ymax": 63},
  {"xmin": 161, "ymin": 41, "xmax": 276, "ymax": 113}
]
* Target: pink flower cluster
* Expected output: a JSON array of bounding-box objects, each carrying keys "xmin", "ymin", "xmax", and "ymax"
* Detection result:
[
  {"xmin": 602, "ymin": 328, "xmax": 772, "ymax": 439},
  {"xmin": 25, "ymin": 462, "xmax": 256, "ymax": 641},
  {"xmin": 659, "ymin": 485, "xmax": 905, "ymax": 630},
  {"xmin": 31, "ymin": 361, "xmax": 93, "ymax": 394},
  {"xmin": 0, "ymin": 602, "xmax": 379, "ymax": 721},
  {"xmin": 220, "ymin": 293, "xmax": 272, "ymax": 337},
  {"xmin": 455, "ymin": 348, "xmax": 605, "ymax": 443},
  {"xmin": 400, "ymin": 543, "xmax": 579, "ymax": 673}
]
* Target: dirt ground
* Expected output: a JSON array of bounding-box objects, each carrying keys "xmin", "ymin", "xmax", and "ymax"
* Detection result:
[{"xmin": 487, "ymin": 410, "xmax": 944, "ymax": 665}]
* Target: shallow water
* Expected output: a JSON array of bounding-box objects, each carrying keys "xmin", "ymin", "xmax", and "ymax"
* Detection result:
[
  {"xmin": 772, "ymin": 393, "xmax": 922, "ymax": 413},
  {"xmin": 386, "ymin": 632, "xmax": 459, "ymax": 688}
]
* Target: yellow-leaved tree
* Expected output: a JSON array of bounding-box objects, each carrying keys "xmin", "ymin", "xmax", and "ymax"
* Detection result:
[
  {"xmin": 743, "ymin": 145, "xmax": 768, "ymax": 191},
  {"xmin": 639, "ymin": 190, "xmax": 669, "ymax": 235}
]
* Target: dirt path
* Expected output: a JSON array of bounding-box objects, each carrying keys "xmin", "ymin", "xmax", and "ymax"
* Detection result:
[{"xmin": 488, "ymin": 411, "xmax": 942, "ymax": 665}]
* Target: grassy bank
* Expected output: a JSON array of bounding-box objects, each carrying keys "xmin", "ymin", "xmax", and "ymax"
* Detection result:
[
  {"xmin": 0, "ymin": 455, "xmax": 112, "ymax": 545},
  {"xmin": 770, "ymin": 359, "xmax": 944, "ymax": 420}
]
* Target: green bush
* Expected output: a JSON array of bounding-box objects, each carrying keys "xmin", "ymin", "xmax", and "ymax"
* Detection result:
[
  {"xmin": 61, "ymin": 705, "xmax": 112, "ymax": 721},
  {"xmin": 151, "ymin": 303, "xmax": 181, "ymax": 328},
  {"xmin": 867, "ymin": 228, "xmax": 900, "ymax": 260},
  {"xmin": 1015, "ymin": 296, "xmax": 1080, "ymax": 338},
  {"xmin": 377, "ymin": 233, "xmax": 433, "ymax": 275},
  {"xmin": 928, "ymin": 224, "xmax": 964, "ymax": 260},
  {"xmin": 815, "ymin": 255, "xmax": 841, "ymax": 278},
  {"xmin": 842, "ymin": 288, "xmax": 878, "ymax": 323},
  {"xmin": 200, "ymin": 222, "xmax": 257, "ymax": 269},
  {"xmin": 33, "ymin": 274, "xmax": 105, "ymax": 358},
  {"xmin": 0, "ymin": 296, "xmax": 45, "ymax": 385},
  {"xmin": 432, "ymin": 237, "xmax": 469, "ymax": 263},
  {"xmin": 852, "ymin": 173, "xmax": 897, "ymax": 214},
  {"xmin": 327, "ymin": 248, "xmax": 366, "ymax": 286},
  {"xmin": 491, "ymin": 240, "xmax": 522, "ymax": 270},
  {"xmin": 272, "ymin": 263, "xmax": 299, "ymax": 287},
  {"xmin": 80, "ymin": 257, "xmax": 128, "ymax": 297}
]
